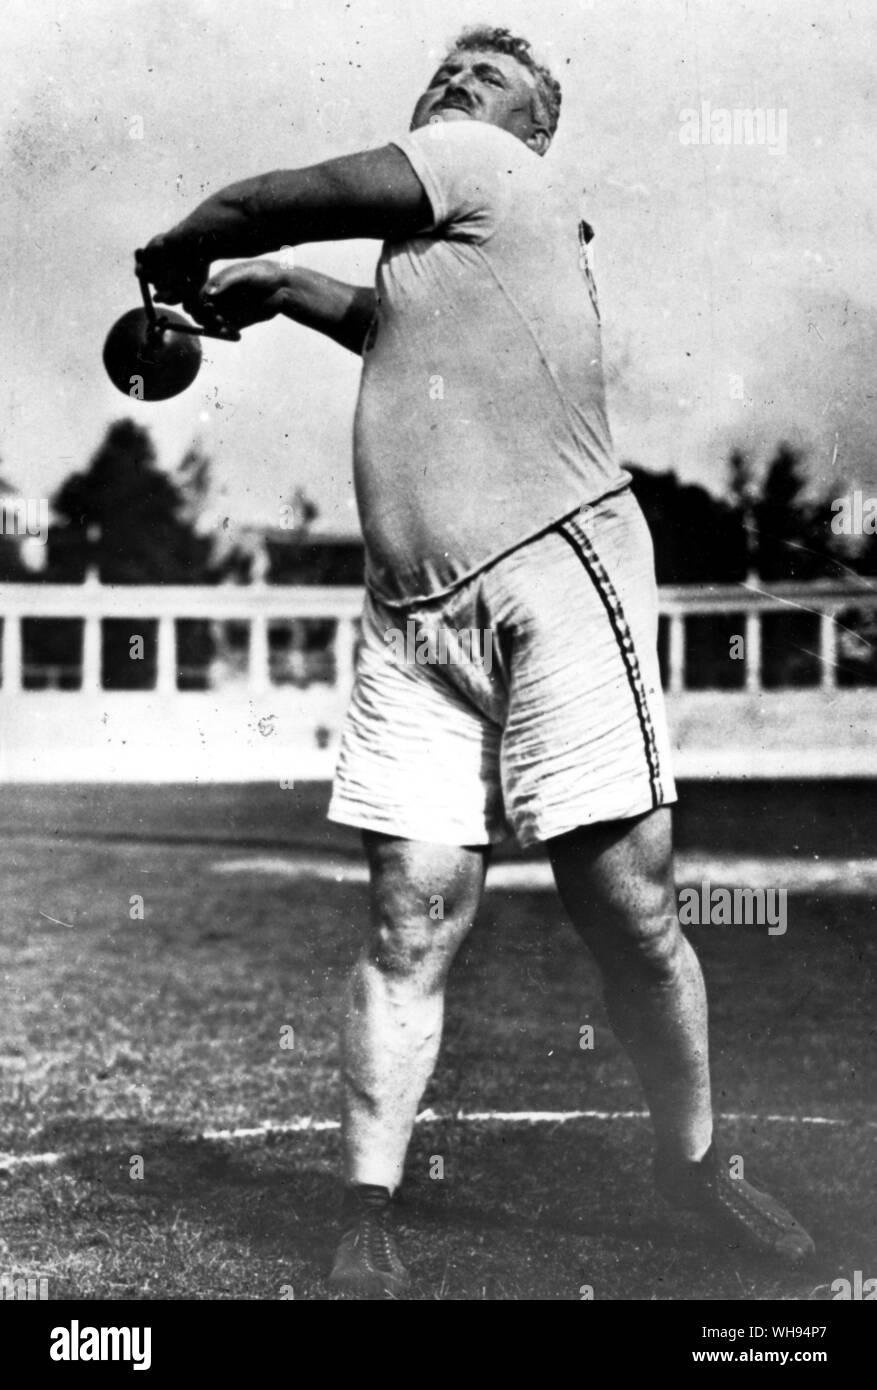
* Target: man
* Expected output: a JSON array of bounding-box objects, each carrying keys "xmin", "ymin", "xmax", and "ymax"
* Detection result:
[{"xmin": 142, "ymin": 25, "xmax": 814, "ymax": 1298}]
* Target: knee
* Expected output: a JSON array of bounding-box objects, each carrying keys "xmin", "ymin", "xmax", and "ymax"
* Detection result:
[
  {"xmin": 601, "ymin": 903, "xmax": 689, "ymax": 988},
  {"xmin": 370, "ymin": 913, "xmax": 436, "ymax": 979},
  {"xmin": 367, "ymin": 889, "xmax": 469, "ymax": 984},
  {"xmin": 633, "ymin": 909, "xmax": 688, "ymax": 981},
  {"xmin": 360, "ymin": 835, "xmax": 484, "ymax": 984}
]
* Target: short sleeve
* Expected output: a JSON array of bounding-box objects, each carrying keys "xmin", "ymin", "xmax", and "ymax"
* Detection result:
[{"xmin": 390, "ymin": 120, "xmax": 529, "ymax": 242}]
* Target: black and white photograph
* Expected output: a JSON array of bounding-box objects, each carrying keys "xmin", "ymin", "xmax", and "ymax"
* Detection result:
[{"xmin": 1, "ymin": 0, "xmax": 875, "ymax": 1338}]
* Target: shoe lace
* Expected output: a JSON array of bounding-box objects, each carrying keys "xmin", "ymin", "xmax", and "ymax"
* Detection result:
[
  {"xmin": 713, "ymin": 1173, "xmax": 796, "ymax": 1237},
  {"xmin": 359, "ymin": 1208, "xmax": 396, "ymax": 1270}
]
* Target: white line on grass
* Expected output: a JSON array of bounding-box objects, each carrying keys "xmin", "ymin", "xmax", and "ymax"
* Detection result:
[
  {"xmin": 0, "ymin": 1151, "xmax": 64, "ymax": 1171},
  {"xmin": 212, "ymin": 853, "xmax": 877, "ymax": 893},
  {"xmin": 1, "ymin": 1108, "xmax": 873, "ymax": 1171}
]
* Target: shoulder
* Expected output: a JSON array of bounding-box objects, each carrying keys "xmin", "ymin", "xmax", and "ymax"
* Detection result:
[
  {"xmin": 394, "ymin": 119, "xmax": 538, "ymax": 175},
  {"xmin": 391, "ymin": 122, "xmax": 544, "ymax": 236}
]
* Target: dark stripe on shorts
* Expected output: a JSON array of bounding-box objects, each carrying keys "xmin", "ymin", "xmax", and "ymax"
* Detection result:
[{"xmin": 556, "ymin": 515, "xmax": 663, "ymax": 808}]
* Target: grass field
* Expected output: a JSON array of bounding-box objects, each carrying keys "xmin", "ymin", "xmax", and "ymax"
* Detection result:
[{"xmin": 1, "ymin": 782, "xmax": 875, "ymax": 1300}]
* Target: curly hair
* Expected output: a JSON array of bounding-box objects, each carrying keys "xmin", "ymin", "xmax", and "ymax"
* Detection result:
[{"xmin": 445, "ymin": 25, "xmax": 561, "ymax": 138}]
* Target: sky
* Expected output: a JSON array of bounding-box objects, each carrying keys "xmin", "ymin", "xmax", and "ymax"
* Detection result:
[{"xmin": 2, "ymin": 0, "xmax": 876, "ymax": 536}]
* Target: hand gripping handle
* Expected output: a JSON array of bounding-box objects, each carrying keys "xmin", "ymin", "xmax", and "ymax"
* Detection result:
[{"xmin": 133, "ymin": 250, "xmax": 241, "ymax": 342}]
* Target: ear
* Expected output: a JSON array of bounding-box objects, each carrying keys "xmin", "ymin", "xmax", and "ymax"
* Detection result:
[{"xmin": 526, "ymin": 127, "xmax": 551, "ymax": 156}]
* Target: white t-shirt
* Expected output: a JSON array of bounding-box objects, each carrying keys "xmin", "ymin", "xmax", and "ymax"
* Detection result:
[{"xmin": 353, "ymin": 119, "xmax": 629, "ymax": 605}]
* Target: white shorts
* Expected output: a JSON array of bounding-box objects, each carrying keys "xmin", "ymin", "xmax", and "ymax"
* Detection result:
[{"xmin": 328, "ymin": 488, "xmax": 676, "ymax": 848}]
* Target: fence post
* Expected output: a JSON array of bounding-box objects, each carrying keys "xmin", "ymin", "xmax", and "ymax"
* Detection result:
[
  {"xmin": 1, "ymin": 613, "xmax": 22, "ymax": 692},
  {"xmin": 81, "ymin": 617, "xmax": 102, "ymax": 692},
  {"xmin": 248, "ymin": 616, "xmax": 270, "ymax": 696},
  {"xmin": 156, "ymin": 615, "xmax": 177, "ymax": 695},
  {"xmin": 80, "ymin": 568, "xmax": 101, "ymax": 692},
  {"xmin": 820, "ymin": 609, "xmax": 838, "ymax": 689},
  {"xmin": 668, "ymin": 613, "xmax": 685, "ymax": 693},
  {"xmin": 744, "ymin": 609, "xmax": 761, "ymax": 692},
  {"xmin": 334, "ymin": 617, "xmax": 357, "ymax": 697}
]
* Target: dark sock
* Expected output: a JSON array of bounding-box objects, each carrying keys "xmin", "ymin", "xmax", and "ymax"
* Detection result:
[
  {"xmin": 656, "ymin": 1141, "xmax": 719, "ymax": 1203},
  {"xmin": 656, "ymin": 1138, "xmax": 716, "ymax": 1175},
  {"xmin": 341, "ymin": 1183, "xmax": 392, "ymax": 1218},
  {"xmin": 678, "ymin": 1140, "xmax": 716, "ymax": 1171}
]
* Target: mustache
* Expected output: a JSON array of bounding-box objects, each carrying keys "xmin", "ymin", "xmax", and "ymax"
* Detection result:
[{"xmin": 434, "ymin": 90, "xmax": 475, "ymax": 113}]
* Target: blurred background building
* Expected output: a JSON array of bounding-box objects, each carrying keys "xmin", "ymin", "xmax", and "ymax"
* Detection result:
[{"xmin": 1, "ymin": 418, "xmax": 876, "ymax": 782}]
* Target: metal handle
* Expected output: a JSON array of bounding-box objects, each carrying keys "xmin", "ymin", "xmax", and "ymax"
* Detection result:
[{"xmin": 133, "ymin": 250, "xmax": 241, "ymax": 342}]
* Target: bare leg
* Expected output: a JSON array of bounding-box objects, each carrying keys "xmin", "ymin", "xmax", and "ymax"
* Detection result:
[
  {"xmin": 341, "ymin": 831, "xmax": 487, "ymax": 1191},
  {"xmin": 548, "ymin": 806, "xmax": 712, "ymax": 1164}
]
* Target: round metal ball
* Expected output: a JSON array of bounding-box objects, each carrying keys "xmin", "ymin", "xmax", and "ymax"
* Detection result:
[{"xmin": 103, "ymin": 307, "xmax": 203, "ymax": 401}]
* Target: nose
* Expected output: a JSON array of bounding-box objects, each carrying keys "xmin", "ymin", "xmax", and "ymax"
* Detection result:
[
  {"xmin": 445, "ymin": 72, "xmax": 473, "ymax": 95},
  {"xmin": 440, "ymin": 74, "xmax": 476, "ymax": 107}
]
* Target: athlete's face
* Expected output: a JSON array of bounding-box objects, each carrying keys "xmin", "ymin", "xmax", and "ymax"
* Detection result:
[{"xmin": 409, "ymin": 49, "xmax": 550, "ymax": 154}]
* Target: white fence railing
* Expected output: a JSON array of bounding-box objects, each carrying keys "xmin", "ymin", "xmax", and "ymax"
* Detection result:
[
  {"xmin": 659, "ymin": 577, "xmax": 877, "ymax": 694},
  {"xmin": 1, "ymin": 575, "xmax": 876, "ymax": 781}
]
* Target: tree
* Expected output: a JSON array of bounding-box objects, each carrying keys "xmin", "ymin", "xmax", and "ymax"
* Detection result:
[
  {"xmin": 280, "ymin": 485, "xmax": 319, "ymax": 535},
  {"xmin": 626, "ymin": 464, "xmax": 746, "ymax": 583},
  {"xmin": 753, "ymin": 444, "xmax": 805, "ymax": 580},
  {"xmin": 42, "ymin": 421, "xmax": 219, "ymax": 687},
  {"xmin": 47, "ymin": 419, "xmax": 214, "ymax": 584}
]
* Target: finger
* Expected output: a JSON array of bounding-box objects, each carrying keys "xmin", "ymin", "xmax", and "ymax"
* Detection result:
[
  {"xmin": 154, "ymin": 286, "xmax": 183, "ymax": 307},
  {"xmin": 201, "ymin": 270, "xmax": 243, "ymax": 305},
  {"xmin": 200, "ymin": 281, "xmax": 244, "ymax": 321},
  {"xmin": 182, "ymin": 290, "xmax": 204, "ymax": 318},
  {"xmin": 199, "ymin": 281, "xmax": 222, "ymax": 308},
  {"xmin": 137, "ymin": 243, "xmax": 162, "ymax": 280},
  {"xmin": 189, "ymin": 294, "xmax": 230, "ymax": 331}
]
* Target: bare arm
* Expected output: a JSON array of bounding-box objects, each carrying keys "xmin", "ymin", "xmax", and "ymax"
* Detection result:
[
  {"xmin": 277, "ymin": 268, "xmax": 376, "ymax": 356},
  {"xmin": 193, "ymin": 260, "xmax": 376, "ymax": 356},
  {"xmin": 140, "ymin": 144, "xmax": 431, "ymax": 306}
]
